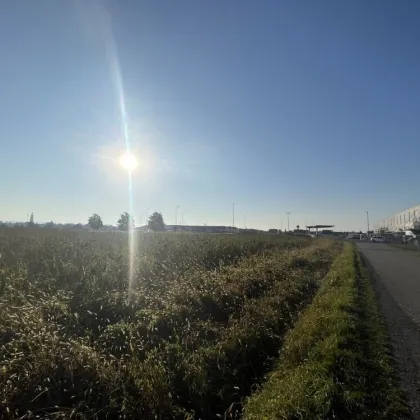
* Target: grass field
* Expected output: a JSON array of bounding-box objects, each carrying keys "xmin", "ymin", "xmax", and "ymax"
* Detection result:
[
  {"xmin": 0, "ymin": 229, "xmax": 405, "ymax": 419},
  {"xmin": 0, "ymin": 228, "xmax": 342, "ymax": 419}
]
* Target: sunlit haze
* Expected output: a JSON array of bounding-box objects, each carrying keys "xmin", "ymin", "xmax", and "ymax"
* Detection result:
[
  {"xmin": 1, "ymin": 0, "xmax": 420, "ymax": 231},
  {"xmin": 119, "ymin": 152, "xmax": 138, "ymax": 172}
]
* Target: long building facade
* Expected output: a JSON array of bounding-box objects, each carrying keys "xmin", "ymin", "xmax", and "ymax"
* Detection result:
[{"xmin": 376, "ymin": 204, "xmax": 420, "ymax": 232}]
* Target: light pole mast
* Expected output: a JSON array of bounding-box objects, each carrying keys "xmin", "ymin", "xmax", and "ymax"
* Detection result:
[
  {"xmin": 175, "ymin": 205, "xmax": 179, "ymax": 230},
  {"xmin": 366, "ymin": 211, "xmax": 370, "ymax": 237},
  {"xmin": 232, "ymin": 203, "xmax": 235, "ymax": 228},
  {"xmin": 286, "ymin": 212, "xmax": 291, "ymax": 232}
]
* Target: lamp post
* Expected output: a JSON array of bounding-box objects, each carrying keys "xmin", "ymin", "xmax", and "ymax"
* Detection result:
[
  {"xmin": 175, "ymin": 205, "xmax": 179, "ymax": 230},
  {"xmin": 232, "ymin": 203, "xmax": 235, "ymax": 228},
  {"xmin": 286, "ymin": 212, "xmax": 291, "ymax": 232},
  {"xmin": 366, "ymin": 211, "xmax": 370, "ymax": 238}
]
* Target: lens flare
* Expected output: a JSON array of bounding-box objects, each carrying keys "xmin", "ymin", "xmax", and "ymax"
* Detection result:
[
  {"xmin": 119, "ymin": 152, "xmax": 138, "ymax": 172},
  {"xmin": 97, "ymin": 3, "xmax": 136, "ymax": 299}
]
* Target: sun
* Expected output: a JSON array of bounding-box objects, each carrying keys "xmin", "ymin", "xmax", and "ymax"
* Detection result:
[{"xmin": 119, "ymin": 152, "xmax": 138, "ymax": 172}]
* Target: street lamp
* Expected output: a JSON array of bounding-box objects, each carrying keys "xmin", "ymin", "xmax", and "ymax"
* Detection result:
[
  {"xmin": 366, "ymin": 212, "xmax": 370, "ymax": 237},
  {"xmin": 286, "ymin": 212, "xmax": 291, "ymax": 232},
  {"xmin": 232, "ymin": 203, "xmax": 235, "ymax": 228},
  {"xmin": 175, "ymin": 205, "xmax": 179, "ymax": 230}
]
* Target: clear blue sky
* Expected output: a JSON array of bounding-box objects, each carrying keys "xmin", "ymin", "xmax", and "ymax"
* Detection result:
[{"xmin": 1, "ymin": 0, "xmax": 420, "ymax": 231}]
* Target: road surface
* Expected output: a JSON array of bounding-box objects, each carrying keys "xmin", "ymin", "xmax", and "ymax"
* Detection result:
[{"xmin": 357, "ymin": 242, "xmax": 420, "ymax": 419}]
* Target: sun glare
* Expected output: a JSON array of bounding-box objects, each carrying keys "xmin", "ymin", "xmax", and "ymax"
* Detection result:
[{"xmin": 119, "ymin": 152, "xmax": 138, "ymax": 172}]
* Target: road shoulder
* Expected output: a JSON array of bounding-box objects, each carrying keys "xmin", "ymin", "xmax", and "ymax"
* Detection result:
[{"xmin": 360, "ymin": 252, "xmax": 420, "ymax": 419}]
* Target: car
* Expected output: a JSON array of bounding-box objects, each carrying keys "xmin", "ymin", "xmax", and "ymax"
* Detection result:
[{"xmin": 370, "ymin": 236, "xmax": 385, "ymax": 243}]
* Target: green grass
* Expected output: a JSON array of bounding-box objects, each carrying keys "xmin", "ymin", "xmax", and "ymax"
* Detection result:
[
  {"xmin": 0, "ymin": 229, "xmax": 341, "ymax": 419},
  {"xmin": 244, "ymin": 242, "xmax": 408, "ymax": 420}
]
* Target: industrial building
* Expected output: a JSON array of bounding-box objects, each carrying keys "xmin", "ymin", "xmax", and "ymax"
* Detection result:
[
  {"xmin": 163, "ymin": 225, "xmax": 240, "ymax": 233},
  {"xmin": 376, "ymin": 204, "xmax": 420, "ymax": 232}
]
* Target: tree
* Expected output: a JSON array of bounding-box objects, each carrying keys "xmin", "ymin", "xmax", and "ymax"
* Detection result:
[
  {"xmin": 148, "ymin": 212, "xmax": 165, "ymax": 231},
  {"xmin": 296, "ymin": 225, "xmax": 300, "ymax": 230},
  {"xmin": 88, "ymin": 213, "xmax": 103, "ymax": 230},
  {"xmin": 118, "ymin": 212, "xmax": 134, "ymax": 231},
  {"xmin": 44, "ymin": 221, "xmax": 55, "ymax": 228}
]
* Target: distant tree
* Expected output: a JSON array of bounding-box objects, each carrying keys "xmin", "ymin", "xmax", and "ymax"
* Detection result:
[
  {"xmin": 148, "ymin": 212, "xmax": 165, "ymax": 231},
  {"xmin": 88, "ymin": 213, "xmax": 103, "ymax": 230},
  {"xmin": 296, "ymin": 225, "xmax": 300, "ymax": 230},
  {"xmin": 44, "ymin": 221, "xmax": 55, "ymax": 228},
  {"xmin": 118, "ymin": 212, "xmax": 134, "ymax": 231}
]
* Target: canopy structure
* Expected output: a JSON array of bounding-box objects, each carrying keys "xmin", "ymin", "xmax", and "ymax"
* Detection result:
[{"xmin": 306, "ymin": 224, "xmax": 334, "ymax": 234}]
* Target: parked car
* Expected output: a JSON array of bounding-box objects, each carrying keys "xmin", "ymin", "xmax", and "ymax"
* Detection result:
[{"xmin": 370, "ymin": 236, "xmax": 385, "ymax": 243}]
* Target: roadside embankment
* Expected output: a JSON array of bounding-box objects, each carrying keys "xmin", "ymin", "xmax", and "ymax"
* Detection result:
[{"xmin": 244, "ymin": 242, "xmax": 408, "ymax": 419}]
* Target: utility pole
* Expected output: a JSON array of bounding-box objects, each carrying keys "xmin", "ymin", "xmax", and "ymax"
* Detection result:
[
  {"xmin": 286, "ymin": 212, "xmax": 291, "ymax": 232},
  {"xmin": 182, "ymin": 213, "xmax": 185, "ymax": 226},
  {"xmin": 244, "ymin": 215, "xmax": 247, "ymax": 229},
  {"xmin": 366, "ymin": 211, "xmax": 370, "ymax": 237},
  {"xmin": 175, "ymin": 205, "xmax": 179, "ymax": 230},
  {"xmin": 145, "ymin": 208, "xmax": 150, "ymax": 229},
  {"xmin": 232, "ymin": 203, "xmax": 235, "ymax": 228}
]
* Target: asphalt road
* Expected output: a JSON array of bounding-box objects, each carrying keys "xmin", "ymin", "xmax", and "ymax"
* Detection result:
[{"xmin": 357, "ymin": 242, "xmax": 420, "ymax": 419}]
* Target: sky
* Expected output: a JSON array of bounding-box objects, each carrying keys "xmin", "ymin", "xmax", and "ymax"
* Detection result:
[{"xmin": 1, "ymin": 0, "xmax": 420, "ymax": 231}]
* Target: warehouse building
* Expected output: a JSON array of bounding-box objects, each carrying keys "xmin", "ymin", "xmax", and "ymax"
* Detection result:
[{"xmin": 376, "ymin": 204, "xmax": 420, "ymax": 232}]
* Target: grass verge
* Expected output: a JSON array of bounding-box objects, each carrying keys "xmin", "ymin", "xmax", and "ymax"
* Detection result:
[{"xmin": 244, "ymin": 242, "xmax": 408, "ymax": 420}]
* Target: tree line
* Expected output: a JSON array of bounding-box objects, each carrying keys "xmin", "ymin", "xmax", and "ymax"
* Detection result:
[{"xmin": 88, "ymin": 212, "xmax": 165, "ymax": 231}]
